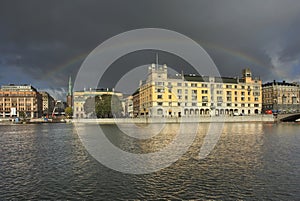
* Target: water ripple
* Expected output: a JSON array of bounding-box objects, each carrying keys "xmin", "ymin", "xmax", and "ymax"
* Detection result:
[{"xmin": 0, "ymin": 123, "xmax": 299, "ymax": 200}]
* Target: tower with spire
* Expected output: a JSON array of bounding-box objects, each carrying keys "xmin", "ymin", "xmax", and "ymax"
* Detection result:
[
  {"xmin": 66, "ymin": 76, "xmax": 73, "ymax": 108},
  {"xmin": 146, "ymin": 53, "xmax": 168, "ymax": 83}
]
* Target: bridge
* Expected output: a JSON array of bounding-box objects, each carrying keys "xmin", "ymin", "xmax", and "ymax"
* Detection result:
[{"xmin": 276, "ymin": 113, "xmax": 300, "ymax": 122}]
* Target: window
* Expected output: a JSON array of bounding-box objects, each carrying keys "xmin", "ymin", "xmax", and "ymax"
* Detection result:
[
  {"xmin": 227, "ymin": 97, "xmax": 232, "ymax": 101},
  {"xmin": 234, "ymin": 91, "xmax": 237, "ymax": 95},
  {"xmin": 157, "ymin": 102, "xmax": 163, "ymax": 106},
  {"xmin": 241, "ymin": 97, "xmax": 245, "ymax": 101},
  {"xmin": 192, "ymin": 90, "xmax": 197, "ymax": 94},
  {"xmin": 157, "ymin": 95, "xmax": 162, "ymax": 99},
  {"xmin": 202, "ymin": 90, "xmax": 208, "ymax": 94},
  {"xmin": 191, "ymin": 83, "xmax": 197, "ymax": 87},
  {"xmin": 217, "ymin": 103, "xmax": 222, "ymax": 106},
  {"xmin": 185, "ymin": 89, "xmax": 188, "ymax": 94},
  {"xmin": 226, "ymin": 85, "xmax": 232, "ymax": 89},
  {"xmin": 241, "ymin": 92, "xmax": 245, "ymax": 96},
  {"xmin": 157, "ymin": 88, "xmax": 163, "ymax": 93},
  {"xmin": 292, "ymin": 96, "xmax": 297, "ymax": 104},
  {"xmin": 192, "ymin": 102, "xmax": 197, "ymax": 106},
  {"xmin": 202, "ymin": 96, "xmax": 208, "ymax": 102},
  {"xmin": 227, "ymin": 103, "xmax": 231, "ymax": 107},
  {"xmin": 226, "ymin": 91, "xmax": 232, "ymax": 96},
  {"xmin": 177, "ymin": 83, "xmax": 182, "ymax": 86},
  {"xmin": 178, "ymin": 95, "xmax": 182, "ymax": 100},
  {"xmin": 241, "ymin": 103, "xmax": 245, "ymax": 107},
  {"xmin": 177, "ymin": 89, "xmax": 182, "ymax": 94},
  {"xmin": 168, "ymin": 95, "xmax": 172, "ymax": 99},
  {"xmin": 254, "ymin": 104, "xmax": 259, "ymax": 107},
  {"xmin": 202, "ymin": 84, "xmax": 208, "ymax": 87},
  {"xmin": 156, "ymin": 82, "xmax": 164, "ymax": 86},
  {"xmin": 217, "ymin": 96, "xmax": 223, "ymax": 102},
  {"xmin": 255, "ymin": 97, "xmax": 259, "ymax": 101}
]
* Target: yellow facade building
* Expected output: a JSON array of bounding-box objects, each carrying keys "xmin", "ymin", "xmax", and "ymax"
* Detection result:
[{"xmin": 137, "ymin": 64, "xmax": 262, "ymax": 117}]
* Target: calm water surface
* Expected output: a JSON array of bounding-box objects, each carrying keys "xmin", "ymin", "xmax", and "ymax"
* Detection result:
[{"xmin": 0, "ymin": 123, "xmax": 299, "ymax": 200}]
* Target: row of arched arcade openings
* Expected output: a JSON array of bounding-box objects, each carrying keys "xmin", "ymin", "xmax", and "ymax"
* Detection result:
[{"xmin": 146, "ymin": 108, "xmax": 260, "ymax": 117}]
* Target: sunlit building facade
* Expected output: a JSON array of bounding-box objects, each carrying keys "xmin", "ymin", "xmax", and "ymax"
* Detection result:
[
  {"xmin": 40, "ymin": 91, "xmax": 55, "ymax": 116},
  {"xmin": 262, "ymin": 81, "xmax": 300, "ymax": 113},
  {"xmin": 124, "ymin": 95, "xmax": 133, "ymax": 117},
  {"xmin": 137, "ymin": 64, "xmax": 262, "ymax": 117},
  {"xmin": 0, "ymin": 84, "xmax": 42, "ymax": 118}
]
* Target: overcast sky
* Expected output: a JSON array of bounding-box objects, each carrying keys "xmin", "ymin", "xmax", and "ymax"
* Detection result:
[{"xmin": 1, "ymin": 0, "xmax": 300, "ymax": 99}]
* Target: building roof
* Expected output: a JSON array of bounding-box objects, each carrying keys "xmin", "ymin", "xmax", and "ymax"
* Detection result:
[
  {"xmin": 184, "ymin": 75, "xmax": 241, "ymax": 84},
  {"xmin": 263, "ymin": 81, "xmax": 300, "ymax": 87},
  {"xmin": 0, "ymin": 84, "xmax": 38, "ymax": 92},
  {"xmin": 132, "ymin": 88, "xmax": 139, "ymax": 96},
  {"xmin": 75, "ymin": 88, "xmax": 121, "ymax": 93},
  {"xmin": 183, "ymin": 75, "xmax": 209, "ymax": 82}
]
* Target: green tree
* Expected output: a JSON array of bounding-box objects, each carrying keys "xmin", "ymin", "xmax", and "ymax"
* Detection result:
[
  {"xmin": 84, "ymin": 94, "xmax": 123, "ymax": 118},
  {"xmin": 83, "ymin": 96, "xmax": 99, "ymax": 117},
  {"xmin": 19, "ymin": 111, "xmax": 26, "ymax": 119},
  {"xmin": 65, "ymin": 107, "xmax": 73, "ymax": 118}
]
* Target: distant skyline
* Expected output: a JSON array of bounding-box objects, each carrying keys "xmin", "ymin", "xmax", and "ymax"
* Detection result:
[{"xmin": 1, "ymin": 0, "xmax": 300, "ymax": 100}]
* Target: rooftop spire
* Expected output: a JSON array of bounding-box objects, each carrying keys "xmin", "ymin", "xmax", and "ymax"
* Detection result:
[{"xmin": 68, "ymin": 76, "xmax": 72, "ymax": 95}]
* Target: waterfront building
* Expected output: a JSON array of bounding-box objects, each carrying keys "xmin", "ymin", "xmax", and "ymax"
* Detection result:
[
  {"xmin": 262, "ymin": 80, "xmax": 300, "ymax": 113},
  {"xmin": 66, "ymin": 76, "xmax": 73, "ymax": 108},
  {"xmin": 0, "ymin": 84, "xmax": 42, "ymax": 118},
  {"xmin": 40, "ymin": 91, "xmax": 55, "ymax": 116},
  {"xmin": 124, "ymin": 95, "xmax": 133, "ymax": 117},
  {"xmin": 136, "ymin": 64, "xmax": 262, "ymax": 117},
  {"xmin": 73, "ymin": 88, "xmax": 123, "ymax": 118},
  {"xmin": 132, "ymin": 89, "xmax": 140, "ymax": 117},
  {"xmin": 52, "ymin": 100, "xmax": 67, "ymax": 116}
]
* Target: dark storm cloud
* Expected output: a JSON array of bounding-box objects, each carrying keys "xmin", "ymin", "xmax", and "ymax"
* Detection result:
[{"xmin": 1, "ymin": 0, "xmax": 300, "ymax": 97}]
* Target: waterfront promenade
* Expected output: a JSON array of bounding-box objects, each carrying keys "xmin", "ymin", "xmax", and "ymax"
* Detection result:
[{"xmin": 72, "ymin": 115, "xmax": 275, "ymax": 124}]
